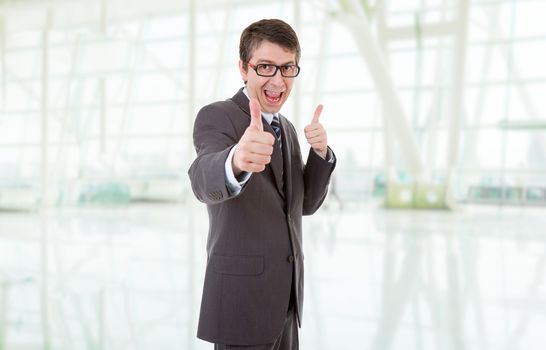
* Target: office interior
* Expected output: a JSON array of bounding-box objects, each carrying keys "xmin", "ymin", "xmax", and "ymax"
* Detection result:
[{"xmin": 0, "ymin": 0, "xmax": 545, "ymax": 349}]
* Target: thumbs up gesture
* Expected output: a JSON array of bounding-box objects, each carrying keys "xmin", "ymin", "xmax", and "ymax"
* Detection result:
[
  {"xmin": 304, "ymin": 104, "xmax": 328, "ymax": 159},
  {"xmin": 232, "ymin": 98, "xmax": 275, "ymax": 176}
]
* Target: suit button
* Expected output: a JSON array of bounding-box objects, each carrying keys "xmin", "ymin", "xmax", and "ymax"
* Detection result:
[{"xmin": 287, "ymin": 255, "xmax": 294, "ymax": 263}]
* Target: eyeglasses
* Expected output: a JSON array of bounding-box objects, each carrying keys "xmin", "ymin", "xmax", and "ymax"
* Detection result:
[{"xmin": 248, "ymin": 62, "xmax": 301, "ymax": 78}]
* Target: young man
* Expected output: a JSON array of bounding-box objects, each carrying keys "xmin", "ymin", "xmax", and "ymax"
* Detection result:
[{"xmin": 188, "ymin": 19, "xmax": 336, "ymax": 349}]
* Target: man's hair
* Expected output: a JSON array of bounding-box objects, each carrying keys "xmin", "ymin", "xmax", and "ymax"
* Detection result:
[{"xmin": 239, "ymin": 19, "xmax": 301, "ymax": 71}]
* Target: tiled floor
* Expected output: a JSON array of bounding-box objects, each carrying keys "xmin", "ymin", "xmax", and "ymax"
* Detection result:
[{"xmin": 1, "ymin": 202, "xmax": 545, "ymax": 349}]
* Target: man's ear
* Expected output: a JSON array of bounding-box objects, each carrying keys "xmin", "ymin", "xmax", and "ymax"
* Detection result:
[{"xmin": 238, "ymin": 60, "xmax": 248, "ymax": 83}]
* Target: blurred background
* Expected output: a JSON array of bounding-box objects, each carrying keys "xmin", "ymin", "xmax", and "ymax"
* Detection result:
[{"xmin": 0, "ymin": 0, "xmax": 545, "ymax": 349}]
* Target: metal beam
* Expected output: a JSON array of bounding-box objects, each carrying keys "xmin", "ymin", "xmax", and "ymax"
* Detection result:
[{"xmin": 383, "ymin": 21, "xmax": 459, "ymax": 41}]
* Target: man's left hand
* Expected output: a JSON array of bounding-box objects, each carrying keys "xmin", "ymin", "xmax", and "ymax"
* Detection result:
[{"xmin": 304, "ymin": 104, "xmax": 328, "ymax": 159}]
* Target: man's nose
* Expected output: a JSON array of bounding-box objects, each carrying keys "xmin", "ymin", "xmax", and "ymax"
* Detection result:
[{"xmin": 269, "ymin": 68, "xmax": 284, "ymax": 84}]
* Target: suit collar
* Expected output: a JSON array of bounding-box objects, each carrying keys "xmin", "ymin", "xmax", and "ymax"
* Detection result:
[{"xmin": 231, "ymin": 87, "xmax": 250, "ymax": 116}]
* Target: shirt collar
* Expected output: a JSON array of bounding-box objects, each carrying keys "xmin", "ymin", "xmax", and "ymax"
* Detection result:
[{"xmin": 242, "ymin": 87, "xmax": 277, "ymax": 125}]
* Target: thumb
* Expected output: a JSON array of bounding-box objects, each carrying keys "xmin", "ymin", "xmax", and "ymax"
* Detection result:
[
  {"xmin": 312, "ymin": 104, "xmax": 323, "ymax": 124},
  {"xmin": 249, "ymin": 98, "xmax": 263, "ymax": 130}
]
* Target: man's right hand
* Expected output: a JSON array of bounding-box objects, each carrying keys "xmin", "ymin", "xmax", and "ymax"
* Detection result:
[{"xmin": 232, "ymin": 98, "xmax": 275, "ymax": 177}]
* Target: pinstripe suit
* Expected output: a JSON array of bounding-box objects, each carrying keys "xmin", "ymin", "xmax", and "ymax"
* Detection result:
[{"xmin": 188, "ymin": 88, "xmax": 336, "ymax": 346}]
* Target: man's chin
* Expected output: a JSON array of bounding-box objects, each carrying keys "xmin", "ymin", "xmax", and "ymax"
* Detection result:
[
  {"xmin": 261, "ymin": 100, "xmax": 284, "ymax": 113},
  {"xmin": 263, "ymin": 107, "xmax": 282, "ymax": 114}
]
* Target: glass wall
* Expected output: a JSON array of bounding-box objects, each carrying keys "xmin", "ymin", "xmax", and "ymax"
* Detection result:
[{"xmin": 0, "ymin": 0, "xmax": 545, "ymax": 209}]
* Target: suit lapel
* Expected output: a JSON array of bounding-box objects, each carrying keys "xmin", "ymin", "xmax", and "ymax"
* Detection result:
[
  {"xmin": 264, "ymin": 122, "xmax": 285, "ymax": 198},
  {"xmin": 279, "ymin": 115, "xmax": 292, "ymax": 206}
]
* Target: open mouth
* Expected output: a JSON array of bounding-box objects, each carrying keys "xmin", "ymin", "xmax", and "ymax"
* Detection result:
[{"xmin": 264, "ymin": 90, "xmax": 283, "ymax": 104}]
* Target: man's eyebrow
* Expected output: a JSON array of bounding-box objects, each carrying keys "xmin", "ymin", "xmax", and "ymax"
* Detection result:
[{"xmin": 256, "ymin": 59, "xmax": 296, "ymax": 65}]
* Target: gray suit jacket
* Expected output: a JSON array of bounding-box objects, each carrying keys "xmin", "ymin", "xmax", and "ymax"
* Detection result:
[{"xmin": 188, "ymin": 88, "xmax": 336, "ymax": 345}]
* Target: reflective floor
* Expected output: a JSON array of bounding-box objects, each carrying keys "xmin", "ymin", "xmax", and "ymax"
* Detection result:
[{"xmin": 1, "ymin": 202, "xmax": 545, "ymax": 349}]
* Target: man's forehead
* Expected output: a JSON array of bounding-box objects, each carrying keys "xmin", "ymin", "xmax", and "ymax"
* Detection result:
[{"xmin": 251, "ymin": 40, "xmax": 296, "ymax": 57}]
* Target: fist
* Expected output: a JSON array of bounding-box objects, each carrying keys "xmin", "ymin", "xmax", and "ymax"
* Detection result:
[
  {"xmin": 304, "ymin": 104, "xmax": 328, "ymax": 159},
  {"xmin": 232, "ymin": 98, "xmax": 275, "ymax": 176}
]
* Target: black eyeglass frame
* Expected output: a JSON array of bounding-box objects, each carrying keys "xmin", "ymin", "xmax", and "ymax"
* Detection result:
[{"xmin": 247, "ymin": 62, "xmax": 301, "ymax": 78}]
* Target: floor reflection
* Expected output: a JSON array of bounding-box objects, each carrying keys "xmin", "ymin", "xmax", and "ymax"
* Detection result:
[{"xmin": 0, "ymin": 203, "xmax": 545, "ymax": 349}]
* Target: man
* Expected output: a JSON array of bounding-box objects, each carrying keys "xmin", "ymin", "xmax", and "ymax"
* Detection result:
[{"xmin": 188, "ymin": 19, "xmax": 336, "ymax": 349}]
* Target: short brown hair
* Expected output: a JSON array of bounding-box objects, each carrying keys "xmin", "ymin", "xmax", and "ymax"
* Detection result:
[{"xmin": 239, "ymin": 19, "xmax": 301, "ymax": 71}]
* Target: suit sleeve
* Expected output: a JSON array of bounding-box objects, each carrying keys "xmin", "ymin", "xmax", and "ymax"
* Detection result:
[
  {"xmin": 188, "ymin": 104, "xmax": 243, "ymax": 205},
  {"xmin": 302, "ymin": 146, "xmax": 337, "ymax": 215}
]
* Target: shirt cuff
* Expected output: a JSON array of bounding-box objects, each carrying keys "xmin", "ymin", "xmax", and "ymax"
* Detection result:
[
  {"xmin": 225, "ymin": 144, "xmax": 252, "ymax": 195},
  {"xmin": 314, "ymin": 148, "xmax": 335, "ymax": 163},
  {"xmin": 326, "ymin": 148, "xmax": 335, "ymax": 163}
]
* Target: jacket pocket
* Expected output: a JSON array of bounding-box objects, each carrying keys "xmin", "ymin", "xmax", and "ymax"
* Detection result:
[{"xmin": 211, "ymin": 254, "xmax": 264, "ymax": 276}]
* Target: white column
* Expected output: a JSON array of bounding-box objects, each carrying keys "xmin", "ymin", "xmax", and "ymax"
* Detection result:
[
  {"xmin": 445, "ymin": 0, "xmax": 469, "ymax": 204},
  {"xmin": 293, "ymin": 0, "xmax": 302, "ymax": 131},
  {"xmin": 187, "ymin": 2, "xmax": 197, "ymax": 349},
  {"xmin": 99, "ymin": 0, "xmax": 107, "ymax": 155},
  {"xmin": 375, "ymin": 0, "xmax": 396, "ymax": 181},
  {"xmin": 0, "ymin": 15, "xmax": 5, "ymax": 115},
  {"xmin": 41, "ymin": 10, "xmax": 52, "ymax": 207}
]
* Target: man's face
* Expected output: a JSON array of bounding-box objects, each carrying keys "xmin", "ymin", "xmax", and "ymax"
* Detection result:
[{"xmin": 239, "ymin": 41, "xmax": 297, "ymax": 114}]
